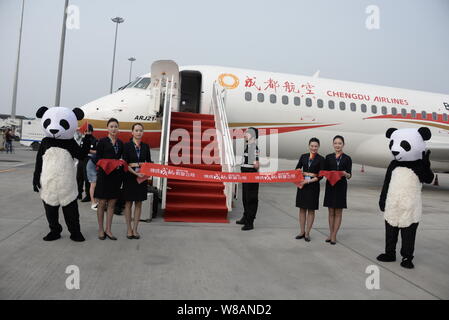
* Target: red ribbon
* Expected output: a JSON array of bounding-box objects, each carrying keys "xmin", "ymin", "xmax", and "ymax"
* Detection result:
[
  {"xmin": 96, "ymin": 159, "xmax": 128, "ymax": 175},
  {"xmin": 318, "ymin": 170, "xmax": 346, "ymax": 186},
  {"xmin": 140, "ymin": 163, "xmax": 304, "ymax": 186}
]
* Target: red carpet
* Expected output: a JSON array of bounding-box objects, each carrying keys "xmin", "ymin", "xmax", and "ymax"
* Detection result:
[{"xmin": 164, "ymin": 112, "xmax": 229, "ymax": 223}]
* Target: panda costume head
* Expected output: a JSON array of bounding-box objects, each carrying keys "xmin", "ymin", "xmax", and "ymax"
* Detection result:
[
  {"xmin": 386, "ymin": 127, "xmax": 431, "ymax": 162},
  {"xmin": 36, "ymin": 106, "xmax": 84, "ymax": 140}
]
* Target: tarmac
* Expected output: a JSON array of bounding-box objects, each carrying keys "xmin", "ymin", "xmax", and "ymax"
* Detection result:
[{"xmin": 1, "ymin": 142, "xmax": 448, "ymax": 300}]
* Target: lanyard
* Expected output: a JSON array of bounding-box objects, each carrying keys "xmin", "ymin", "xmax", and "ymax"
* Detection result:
[
  {"xmin": 308, "ymin": 158, "xmax": 313, "ymax": 168},
  {"xmin": 135, "ymin": 144, "xmax": 141, "ymax": 160},
  {"xmin": 336, "ymin": 154, "xmax": 342, "ymax": 169},
  {"xmin": 109, "ymin": 137, "xmax": 119, "ymax": 155}
]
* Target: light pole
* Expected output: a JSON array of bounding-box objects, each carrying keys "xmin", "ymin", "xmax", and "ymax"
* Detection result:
[
  {"xmin": 11, "ymin": 0, "xmax": 25, "ymax": 119},
  {"xmin": 55, "ymin": 0, "xmax": 69, "ymax": 106},
  {"xmin": 110, "ymin": 16, "xmax": 124, "ymax": 93},
  {"xmin": 128, "ymin": 57, "xmax": 136, "ymax": 82}
]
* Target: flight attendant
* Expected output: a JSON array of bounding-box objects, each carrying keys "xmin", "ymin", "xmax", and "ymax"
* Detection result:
[
  {"xmin": 295, "ymin": 138, "xmax": 324, "ymax": 242},
  {"xmin": 94, "ymin": 118, "xmax": 124, "ymax": 240},
  {"xmin": 236, "ymin": 127, "xmax": 260, "ymax": 231},
  {"xmin": 122, "ymin": 123, "xmax": 152, "ymax": 239},
  {"xmin": 323, "ymin": 135, "xmax": 352, "ymax": 245}
]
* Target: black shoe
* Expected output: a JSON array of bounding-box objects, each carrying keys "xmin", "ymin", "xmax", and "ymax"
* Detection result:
[
  {"xmin": 376, "ymin": 253, "xmax": 396, "ymax": 262},
  {"xmin": 70, "ymin": 233, "xmax": 85, "ymax": 242},
  {"xmin": 304, "ymin": 236, "xmax": 311, "ymax": 242},
  {"xmin": 105, "ymin": 232, "xmax": 117, "ymax": 240},
  {"xmin": 77, "ymin": 194, "xmax": 83, "ymax": 200},
  {"xmin": 295, "ymin": 234, "xmax": 305, "ymax": 239},
  {"xmin": 400, "ymin": 258, "xmax": 414, "ymax": 269},
  {"xmin": 236, "ymin": 217, "xmax": 247, "ymax": 225},
  {"xmin": 241, "ymin": 224, "xmax": 254, "ymax": 231},
  {"xmin": 330, "ymin": 241, "xmax": 337, "ymax": 245},
  {"xmin": 126, "ymin": 235, "xmax": 134, "ymax": 239},
  {"xmin": 325, "ymin": 239, "xmax": 331, "ymax": 243},
  {"xmin": 81, "ymin": 196, "xmax": 91, "ymax": 203},
  {"xmin": 43, "ymin": 232, "xmax": 61, "ymax": 241}
]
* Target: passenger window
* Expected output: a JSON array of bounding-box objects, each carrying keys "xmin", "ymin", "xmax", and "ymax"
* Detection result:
[
  {"xmin": 444, "ymin": 113, "xmax": 448, "ymax": 122},
  {"xmin": 294, "ymin": 97, "xmax": 300, "ymax": 106},
  {"xmin": 328, "ymin": 100, "xmax": 335, "ymax": 109},
  {"xmin": 381, "ymin": 106, "xmax": 387, "ymax": 115},
  {"xmin": 371, "ymin": 105, "xmax": 377, "ymax": 114},
  {"xmin": 421, "ymin": 111, "xmax": 427, "ymax": 119},
  {"xmin": 401, "ymin": 109, "xmax": 407, "ymax": 117},
  {"xmin": 317, "ymin": 99, "xmax": 323, "ymax": 108},
  {"xmin": 306, "ymin": 98, "xmax": 312, "ymax": 107},
  {"xmin": 270, "ymin": 94, "xmax": 277, "ymax": 104},
  {"xmin": 350, "ymin": 103, "xmax": 356, "ymax": 112},
  {"xmin": 339, "ymin": 101, "xmax": 345, "ymax": 110},
  {"xmin": 282, "ymin": 95, "xmax": 289, "ymax": 105},
  {"xmin": 432, "ymin": 112, "xmax": 437, "ymax": 120},
  {"xmin": 361, "ymin": 104, "xmax": 367, "ymax": 113},
  {"xmin": 392, "ymin": 107, "xmax": 397, "ymax": 115},
  {"xmin": 257, "ymin": 93, "xmax": 264, "ymax": 103},
  {"xmin": 411, "ymin": 109, "xmax": 417, "ymax": 118},
  {"xmin": 245, "ymin": 92, "xmax": 252, "ymax": 102}
]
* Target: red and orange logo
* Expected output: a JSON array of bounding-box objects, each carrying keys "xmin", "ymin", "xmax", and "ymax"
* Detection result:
[{"xmin": 218, "ymin": 73, "xmax": 239, "ymax": 89}]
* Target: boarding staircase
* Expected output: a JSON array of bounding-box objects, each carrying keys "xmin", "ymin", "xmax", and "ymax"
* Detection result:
[{"xmin": 156, "ymin": 78, "xmax": 236, "ymax": 223}]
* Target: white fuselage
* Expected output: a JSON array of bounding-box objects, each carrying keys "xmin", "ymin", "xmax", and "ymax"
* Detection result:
[{"xmin": 80, "ymin": 64, "xmax": 449, "ymax": 172}]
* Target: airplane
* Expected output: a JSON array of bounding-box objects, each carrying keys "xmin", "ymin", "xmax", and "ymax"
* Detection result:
[{"xmin": 80, "ymin": 61, "xmax": 449, "ymax": 173}]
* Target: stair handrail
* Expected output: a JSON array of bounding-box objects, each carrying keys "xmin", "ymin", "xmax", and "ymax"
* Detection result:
[
  {"xmin": 211, "ymin": 81, "xmax": 237, "ymax": 211},
  {"xmin": 157, "ymin": 75, "xmax": 174, "ymax": 210}
]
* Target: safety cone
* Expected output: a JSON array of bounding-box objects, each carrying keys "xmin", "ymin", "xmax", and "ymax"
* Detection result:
[
  {"xmin": 433, "ymin": 174, "xmax": 439, "ymax": 186},
  {"xmin": 361, "ymin": 164, "xmax": 365, "ymax": 173}
]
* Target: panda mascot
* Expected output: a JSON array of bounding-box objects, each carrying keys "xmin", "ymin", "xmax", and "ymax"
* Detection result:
[
  {"xmin": 377, "ymin": 127, "xmax": 434, "ymax": 269},
  {"xmin": 33, "ymin": 106, "xmax": 89, "ymax": 242}
]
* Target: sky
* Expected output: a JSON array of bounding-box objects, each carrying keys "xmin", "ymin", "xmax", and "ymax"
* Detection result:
[{"xmin": 1, "ymin": 0, "xmax": 448, "ymax": 117}]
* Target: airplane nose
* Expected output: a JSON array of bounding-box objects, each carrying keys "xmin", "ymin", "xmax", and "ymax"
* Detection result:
[
  {"xmin": 392, "ymin": 151, "xmax": 400, "ymax": 156},
  {"xmin": 50, "ymin": 129, "xmax": 59, "ymax": 135}
]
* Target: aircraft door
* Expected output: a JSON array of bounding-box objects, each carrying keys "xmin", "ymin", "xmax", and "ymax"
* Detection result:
[
  {"xmin": 149, "ymin": 60, "xmax": 180, "ymax": 116},
  {"xmin": 179, "ymin": 70, "xmax": 202, "ymax": 113}
]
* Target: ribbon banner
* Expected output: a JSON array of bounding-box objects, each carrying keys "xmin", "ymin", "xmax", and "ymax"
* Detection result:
[
  {"xmin": 318, "ymin": 170, "xmax": 346, "ymax": 186},
  {"xmin": 96, "ymin": 159, "xmax": 128, "ymax": 175},
  {"xmin": 140, "ymin": 163, "xmax": 304, "ymax": 186}
]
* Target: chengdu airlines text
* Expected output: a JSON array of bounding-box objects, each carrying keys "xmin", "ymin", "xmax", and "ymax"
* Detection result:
[{"xmin": 177, "ymin": 304, "xmax": 272, "ymax": 318}]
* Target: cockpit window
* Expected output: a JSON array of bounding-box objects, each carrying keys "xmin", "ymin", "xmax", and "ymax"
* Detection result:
[
  {"xmin": 134, "ymin": 77, "xmax": 151, "ymax": 89},
  {"xmin": 125, "ymin": 77, "xmax": 142, "ymax": 88}
]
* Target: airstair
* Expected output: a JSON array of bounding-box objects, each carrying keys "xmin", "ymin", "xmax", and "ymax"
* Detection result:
[{"xmin": 152, "ymin": 61, "xmax": 237, "ymax": 223}]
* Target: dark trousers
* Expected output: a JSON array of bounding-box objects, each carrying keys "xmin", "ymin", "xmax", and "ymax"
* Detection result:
[
  {"xmin": 43, "ymin": 199, "xmax": 81, "ymax": 235},
  {"xmin": 385, "ymin": 220, "xmax": 419, "ymax": 259},
  {"xmin": 82, "ymin": 158, "xmax": 90, "ymax": 198},
  {"xmin": 241, "ymin": 167, "xmax": 259, "ymax": 224},
  {"xmin": 77, "ymin": 158, "xmax": 90, "ymax": 197},
  {"xmin": 76, "ymin": 159, "xmax": 85, "ymax": 196}
]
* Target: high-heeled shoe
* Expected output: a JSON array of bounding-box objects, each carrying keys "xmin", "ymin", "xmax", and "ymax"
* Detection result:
[
  {"xmin": 133, "ymin": 233, "xmax": 140, "ymax": 239},
  {"xmin": 295, "ymin": 233, "xmax": 305, "ymax": 239},
  {"xmin": 105, "ymin": 232, "xmax": 117, "ymax": 240},
  {"xmin": 304, "ymin": 236, "xmax": 311, "ymax": 242},
  {"xmin": 98, "ymin": 232, "xmax": 106, "ymax": 240}
]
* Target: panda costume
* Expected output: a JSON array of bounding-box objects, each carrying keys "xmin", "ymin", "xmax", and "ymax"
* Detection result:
[
  {"xmin": 33, "ymin": 106, "xmax": 89, "ymax": 242},
  {"xmin": 377, "ymin": 127, "xmax": 434, "ymax": 269}
]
